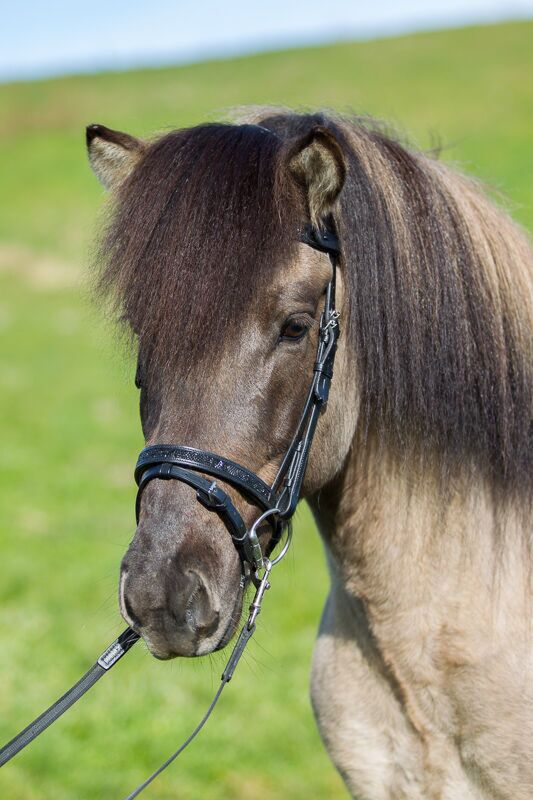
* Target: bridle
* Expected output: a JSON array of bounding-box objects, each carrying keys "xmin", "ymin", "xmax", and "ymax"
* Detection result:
[
  {"xmin": 134, "ymin": 221, "xmax": 340, "ymax": 577},
  {"xmin": 0, "ymin": 222, "xmax": 341, "ymax": 797}
]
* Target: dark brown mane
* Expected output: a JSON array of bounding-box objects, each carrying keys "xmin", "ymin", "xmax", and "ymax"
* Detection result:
[
  {"xmin": 96, "ymin": 111, "xmax": 533, "ymax": 493},
  {"xmin": 96, "ymin": 122, "xmax": 303, "ymax": 376}
]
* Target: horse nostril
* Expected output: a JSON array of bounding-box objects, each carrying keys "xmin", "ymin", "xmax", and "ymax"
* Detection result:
[
  {"xmin": 119, "ymin": 557, "xmax": 222, "ymax": 655},
  {"xmin": 179, "ymin": 570, "xmax": 220, "ymax": 638}
]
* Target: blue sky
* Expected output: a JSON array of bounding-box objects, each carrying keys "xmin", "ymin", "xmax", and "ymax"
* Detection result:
[{"xmin": 2, "ymin": 0, "xmax": 532, "ymax": 82}]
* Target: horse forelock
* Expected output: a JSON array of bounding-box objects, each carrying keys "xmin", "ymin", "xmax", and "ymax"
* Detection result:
[
  {"xmin": 95, "ymin": 122, "xmax": 304, "ymax": 379},
  {"xmin": 95, "ymin": 110, "xmax": 533, "ymax": 496}
]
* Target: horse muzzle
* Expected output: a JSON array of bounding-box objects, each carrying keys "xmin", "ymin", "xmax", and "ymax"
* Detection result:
[{"xmin": 119, "ymin": 518, "xmax": 244, "ymax": 659}]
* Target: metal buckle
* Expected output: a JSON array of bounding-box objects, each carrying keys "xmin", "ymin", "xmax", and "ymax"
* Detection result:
[
  {"xmin": 322, "ymin": 309, "xmax": 340, "ymax": 336},
  {"xmin": 244, "ymin": 507, "xmax": 280, "ymax": 570},
  {"xmin": 247, "ymin": 519, "xmax": 292, "ymax": 628},
  {"xmin": 247, "ymin": 559, "xmax": 272, "ymax": 629}
]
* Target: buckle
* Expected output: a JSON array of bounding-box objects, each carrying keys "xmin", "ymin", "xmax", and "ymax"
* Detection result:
[{"xmin": 198, "ymin": 480, "xmax": 227, "ymax": 509}]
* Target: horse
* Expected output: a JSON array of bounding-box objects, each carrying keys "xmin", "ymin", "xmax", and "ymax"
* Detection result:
[{"xmin": 86, "ymin": 109, "xmax": 533, "ymax": 800}]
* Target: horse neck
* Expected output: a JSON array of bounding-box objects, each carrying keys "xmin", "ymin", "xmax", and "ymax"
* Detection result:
[{"xmin": 309, "ymin": 434, "xmax": 530, "ymax": 618}]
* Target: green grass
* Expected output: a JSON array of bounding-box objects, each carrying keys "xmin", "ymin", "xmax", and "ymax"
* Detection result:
[{"xmin": 0, "ymin": 20, "xmax": 531, "ymax": 799}]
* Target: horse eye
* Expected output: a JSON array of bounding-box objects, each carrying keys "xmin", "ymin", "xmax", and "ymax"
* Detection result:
[{"xmin": 280, "ymin": 317, "xmax": 309, "ymax": 342}]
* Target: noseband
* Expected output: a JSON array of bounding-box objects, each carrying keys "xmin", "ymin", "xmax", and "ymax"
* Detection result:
[{"xmin": 134, "ymin": 223, "xmax": 341, "ymax": 575}]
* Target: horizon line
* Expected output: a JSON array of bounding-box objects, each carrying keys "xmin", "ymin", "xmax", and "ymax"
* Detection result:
[{"xmin": 1, "ymin": 13, "xmax": 531, "ymax": 87}]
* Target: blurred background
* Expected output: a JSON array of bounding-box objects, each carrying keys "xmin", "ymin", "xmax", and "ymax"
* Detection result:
[{"xmin": 0, "ymin": 2, "xmax": 532, "ymax": 798}]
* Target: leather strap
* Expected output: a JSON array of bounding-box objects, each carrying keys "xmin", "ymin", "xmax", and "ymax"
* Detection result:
[
  {"xmin": 299, "ymin": 222, "xmax": 339, "ymax": 255},
  {"xmin": 136, "ymin": 463, "xmax": 251, "ymax": 559},
  {"xmin": 272, "ymin": 257, "xmax": 339, "ymax": 516},
  {"xmin": 136, "ymin": 446, "xmax": 275, "ymax": 510},
  {"xmin": 0, "ymin": 628, "xmax": 139, "ymax": 768}
]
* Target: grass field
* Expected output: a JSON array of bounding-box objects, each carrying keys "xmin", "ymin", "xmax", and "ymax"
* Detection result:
[{"xmin": 0, "ymin": 20, "xmax": 531, "ymax": 800}]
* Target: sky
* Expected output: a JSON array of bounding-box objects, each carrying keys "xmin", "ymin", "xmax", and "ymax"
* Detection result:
[{"xmin": 2, "ymin": 0, "xmax": 533, "ymax": 82}]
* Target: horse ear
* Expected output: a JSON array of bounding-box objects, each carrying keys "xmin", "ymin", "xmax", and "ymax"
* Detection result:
[
  {"xmin": 287, "ymin": 126, "xmax": 346, "ymax": 226},
  {"xmin": 86, "ymin": 124, "xmax": 147, "ymax": 191}
]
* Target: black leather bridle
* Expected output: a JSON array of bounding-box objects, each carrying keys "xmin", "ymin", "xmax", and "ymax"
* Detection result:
[
  {"xmin": 0, "ymin": 222, "xmax": 341, "ymax": 797},
  {"xmin": 134, "ymin": 222, "xmax": 341, "ymax": 576}
]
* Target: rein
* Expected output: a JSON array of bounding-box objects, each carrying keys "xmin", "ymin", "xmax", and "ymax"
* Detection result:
[{"xmin": 0, "ymin": 224, "xmax": 340, "ymax": 797}]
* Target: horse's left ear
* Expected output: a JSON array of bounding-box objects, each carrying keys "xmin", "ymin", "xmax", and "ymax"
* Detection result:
[
  {"xmin": 86, "ymin": 124, "xmax": 147, "ymax": 191},
  {"xmin": 287, "ymin": 126, "xmax": 346, "ymax": 227}
]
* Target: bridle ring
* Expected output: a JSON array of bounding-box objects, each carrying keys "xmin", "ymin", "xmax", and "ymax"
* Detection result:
[{"xmin": 269, "ymin": 519, "xmax": 293, "ymax": 567}]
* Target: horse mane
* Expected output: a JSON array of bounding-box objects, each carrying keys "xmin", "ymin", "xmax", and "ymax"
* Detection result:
[{"xmin": 96, "ymin": 110, "xmax": 533, "ymax": 495}]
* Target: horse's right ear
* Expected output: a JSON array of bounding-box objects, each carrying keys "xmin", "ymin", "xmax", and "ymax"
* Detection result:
[
  {"xmin": 287, "ymin": 126, "xmax": 346, "ymax": 227},
  {"xmin": 86, "ymin": 124, "xmax": 147, "ymax": 191}
]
